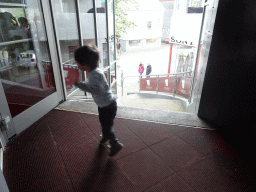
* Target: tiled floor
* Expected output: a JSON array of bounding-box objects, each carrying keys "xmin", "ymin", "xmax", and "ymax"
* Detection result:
[{"xmin": 3, "ymin": 109, "xmax": 256, "ymax": 192}]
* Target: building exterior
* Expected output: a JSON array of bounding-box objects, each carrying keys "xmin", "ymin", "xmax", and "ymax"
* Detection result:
[
  {"xmin": 168, "ymin": 0, "xmax": 204, "ymax": 74},
  {"xmin": 119, "ymin": 0, "xmax": 165, "ymax": 52}
]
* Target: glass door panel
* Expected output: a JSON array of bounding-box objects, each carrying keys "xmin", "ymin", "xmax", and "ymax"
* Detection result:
[
  {"xmin": 0, "ymin": 1, "xmax": 56, "ymax": 117},
  {"xmin": 79, "ymin": 0, "xmax": 96, "ymax": 46},
  {"xmin": 51, "ymin": 0, "xmax": 81, "ymax": 95},
  {"xmin": 107, "ymin": 0, "xmax": 116, "ymax": 94},
  {"xmin": 95, "ymin": 0, "xmax": 108, "ymax": 71},
  {"xmin": 69, "ymin": 0, "xmax": 97, "ymax": 97}
]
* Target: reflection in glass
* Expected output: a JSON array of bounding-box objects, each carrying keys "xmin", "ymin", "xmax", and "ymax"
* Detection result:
[
  {"xmin": 0, "ymin": 1, "xmax": 56, "ymax": 117},
  {"xmin": 51, "ymin": 0, "xmax": 80, "ymax": 94}
]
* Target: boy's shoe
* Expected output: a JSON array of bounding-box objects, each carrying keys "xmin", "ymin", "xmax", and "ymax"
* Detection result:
[
  {"xmin": 100, "ymin": 137, "xmax": 109, "ymax": 144},
  {"xmin": 109, "ymin": 142, "xmax": 123, "ymax": 157},
  {"xmin": 99, "ymin": 133, "xmax": 109, "ymax": 144}
]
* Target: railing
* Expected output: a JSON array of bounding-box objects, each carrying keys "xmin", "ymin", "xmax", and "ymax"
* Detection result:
[
  {"xmin": 103, "ymin": 60, "xmax": 118, "ymax": 89},
  {"xmin": 121, "ymin": 71, "xmax": 193, "ymax": 100},
  {"xmin": 66, "ymin": 59, "xmax": 118, "ymax": 98}
]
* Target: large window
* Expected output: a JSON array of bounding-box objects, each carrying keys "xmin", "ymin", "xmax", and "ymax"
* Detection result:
[
  {"xmin": 146, "ymin": 38, "xmax": 157, "ymax": 45},
  {"xmin": 187, "ymin": 0, "xmax": 203, "ymax": 13},
  {"xmin": 0, "ymin": 0, "xmax": 56, "ymax": 117},
  {"xmin": 189, "ymin": 0, "xmax": 203, "ymax": 7},
  {"xmin": 129, "ymin": 40, "xmax": 141, "ymax": 46}
]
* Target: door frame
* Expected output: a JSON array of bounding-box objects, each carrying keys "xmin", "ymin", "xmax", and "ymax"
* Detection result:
[
  {"xmin": 0, "ymin": 82, "xmax": 15, "ymax": 146},
  {"xmin": 12, "ymin": 0, "xmax": 65, "ymax": 135}
]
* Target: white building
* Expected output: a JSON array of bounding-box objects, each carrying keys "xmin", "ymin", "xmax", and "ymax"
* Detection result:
[
  {"xmin": 119, "ymin": 0, "xmax": 165, "ymax": 52},
  {"xmin": 168, "ymin": 0, "xmax": 204, "ymax": 74}
]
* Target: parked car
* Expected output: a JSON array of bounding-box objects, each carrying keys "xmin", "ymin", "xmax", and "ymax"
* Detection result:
[{"xmin": 17, "ymin": 50, "xmax": 37, "ymax": 67}]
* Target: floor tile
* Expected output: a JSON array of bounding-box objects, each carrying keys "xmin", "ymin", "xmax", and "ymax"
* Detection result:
[
  {"xmin": 79, "ymin": 112, "xmax": 102, "ymax": 139},
  {"xmin": 119, "ymin": 118, "xmax": 175, "ymax": 146},
  {"xmin": 150, "ymin": 135, "xmax": 205, "ymax": 172},
  {"xmin": 79, "ymin": 114, "xmax": 148, "ymax": 160},
  {"xmin": 208, "ymin": 151, "xmax": 256, "ymax": 191},
  {"xmin": 47, "ymin": 110, "xmax": 97, "ymax": 146},
  {"xmin": 47, "ymin": 110, "xmax": 109, "ymax": 179},
  {"xmin": 177, "ymin": 156, "xmax": 248, "ymax": 192},
  {"xmin": 144, "ymin": 173, "xmax": 196, "ymax": 192},
  {"xmin": 3, "ymin": 119, "xmax": 74, "ymax": 192},
  {"xmin": 111, "ymin": 119, "xmax": 148, "ymax": 159},
  {"xmin": 4, "ymin": 109, "xmax": 256, "ymax": 192},
  {"xmin": 116, "ymin": 148, "xmax": 174, "ymax": 191},
  {"xmin": 73, "ymin": 159, "xmax": 136, "ymax": 192},
  {"xmin": 170, "ymin": 125, "xmax": 221, "ymax": 155}
]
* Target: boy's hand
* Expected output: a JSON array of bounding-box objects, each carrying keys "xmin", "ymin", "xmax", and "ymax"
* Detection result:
[{"xmin": 74, "ymin": 80, "xmax": 79, "ymax": 86}]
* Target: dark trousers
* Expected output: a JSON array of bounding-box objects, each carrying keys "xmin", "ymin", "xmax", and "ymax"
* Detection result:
[{"xmin": 98, "ymin": 99, "xmax": 118, "ymax": 145}]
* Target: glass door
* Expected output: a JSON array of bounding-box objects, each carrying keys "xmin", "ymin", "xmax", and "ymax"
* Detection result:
[
  {"xmin": 106, "ymin": 0, "xmax": 117, "ymax": 95},
  {"xmin": 0, "ymin": 0, "xmax": 63, "ymax": 136},
  {"xmin": 96, "ymin": 0, "xmax": 116, "ymax": 94},
  {"xmin": 50, "ymin": 0, "xmax": 116, "ymax": 98},
  {"xmin": 50, "ymin": 0, "xmax": 82, "ymax": 98}
]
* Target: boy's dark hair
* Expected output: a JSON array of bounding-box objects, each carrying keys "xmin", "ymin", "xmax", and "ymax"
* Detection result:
[{"xmin": 74, "ymin": 45, "xmax": 100, "ymax": 70}]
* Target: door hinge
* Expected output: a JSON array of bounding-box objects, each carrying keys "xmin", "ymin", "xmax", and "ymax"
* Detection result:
[{"xmin": 0, "ymin": 116, "xmax": 10, "ymax": 131}]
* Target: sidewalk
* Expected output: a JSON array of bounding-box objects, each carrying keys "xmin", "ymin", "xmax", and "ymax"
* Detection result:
[
  {"xmin": 117, "ymin": 93, "xmax": 186, "ymax": 112},
  {"xmin": 117, "ymin": 43, "xmax": 171, "ymax": 77}
]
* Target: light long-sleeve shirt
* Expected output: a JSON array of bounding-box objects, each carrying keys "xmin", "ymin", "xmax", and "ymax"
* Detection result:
[{"xmin": 77, "ymin": 68, "xmax": 114, "ymax": 108}]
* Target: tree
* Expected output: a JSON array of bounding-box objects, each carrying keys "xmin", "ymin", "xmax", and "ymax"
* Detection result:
[{"xmin": 115, "ymin": 0, "xmax": 138, "ymax": 37}]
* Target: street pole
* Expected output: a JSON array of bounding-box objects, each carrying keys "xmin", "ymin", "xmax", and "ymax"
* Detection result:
[{"xmin": 168, "ymin": 43, "xmax": 173, "ymax": 77}]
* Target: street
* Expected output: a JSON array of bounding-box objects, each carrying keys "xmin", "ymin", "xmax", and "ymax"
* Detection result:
[
  {"xmin": 117, "ymin": 43, "xmax": 171, "ymax": 78},
  {"xmin": 116, "ymin": 43, "xmax": 171, "ymax": 96}
]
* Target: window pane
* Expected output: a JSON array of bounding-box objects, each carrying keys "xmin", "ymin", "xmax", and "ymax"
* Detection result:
[
  {"xmin": 79, "ymin": 0, "xmax": 96, "ymax": 46},
  {"xmin": 0, "ymin": 1, "xmax": 56, "ymax": 117},
  {"xmin": 51, "ymin": 0, "xmax": 80, "ymax": 94},
  {"xmin": 96, "ymin": 0, "xmax": 108, "ymax": 70},
  {"xmin": 108, "ymin": 0, "xmax": 116, "ymax": 94},
  {"xmin": 1, "ymin": 0, "xmax": 24, "ymax": 3}
]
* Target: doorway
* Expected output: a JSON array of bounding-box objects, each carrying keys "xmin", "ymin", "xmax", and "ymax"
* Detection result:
[{"xmin": 0, "ymin": 0, "xmax": 63, "ymax": 140}]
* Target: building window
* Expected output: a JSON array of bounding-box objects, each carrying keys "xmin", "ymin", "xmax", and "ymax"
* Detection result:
[
  {"xmin": 189, "ymin": 0, "xmax": 203, "ymax": 7},
  {"xmin": 129, "ymin": 40, "xmax": 141, "ymax": 46},
  {"xmin": 147, "ymin": 21, "xmax": 152, "ymax": 30},
  {"xmin": 146, "ymin": 38, "xmax": 157, "ymax": 44},
  {"xmin": 187, "ymin": 0, "xmax": 203, "ymax": 13},
  {"xmin": 157, "ymin": 19, "xmax": 160, "ymax": 28}
]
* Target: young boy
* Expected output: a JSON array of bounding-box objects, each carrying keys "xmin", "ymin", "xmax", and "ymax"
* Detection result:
[{"xmin": 74, "ymin": 45, "xmax": 123, "ymax": 157}]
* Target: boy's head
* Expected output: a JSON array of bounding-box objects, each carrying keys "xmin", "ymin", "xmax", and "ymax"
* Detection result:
[{"xmin": 74, "ymin": 45, "xmax": 100, "ymax": 71}]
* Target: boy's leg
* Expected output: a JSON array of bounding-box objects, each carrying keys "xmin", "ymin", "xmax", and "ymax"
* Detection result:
[
  {"xmin": 99, "ymin": 99, "xmax": 123, "ymax": 156},
  {"xmin": 98, "ymin": 99, "xmax": 119, "ymax": 145}
]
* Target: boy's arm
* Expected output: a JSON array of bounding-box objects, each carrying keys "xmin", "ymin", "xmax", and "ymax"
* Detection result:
[{"xmin": 77, "ymin": 75, "xmax": 103, "ymax": 94}]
